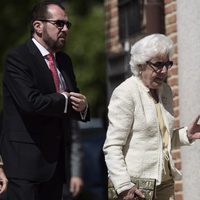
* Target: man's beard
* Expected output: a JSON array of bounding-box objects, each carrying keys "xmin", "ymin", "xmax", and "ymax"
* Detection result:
[{"xmin": 43, "ymin": 29, "xmax": 66, "ymax": 52}]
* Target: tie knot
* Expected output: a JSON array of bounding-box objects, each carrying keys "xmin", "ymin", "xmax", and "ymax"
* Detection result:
[{"xmin": 47, "ymin": 53, "xmax": 54, "ymax": 62}]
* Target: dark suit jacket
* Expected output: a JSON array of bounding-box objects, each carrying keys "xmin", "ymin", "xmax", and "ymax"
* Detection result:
[{"xmin": 0, "ymin": 39, "xmax": 89, "ymax": 182}]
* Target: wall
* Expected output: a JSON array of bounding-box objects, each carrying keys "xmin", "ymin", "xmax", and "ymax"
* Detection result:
[{"xmin": 177, "ymin": 1, "xmax": 200, "ymax": 200}]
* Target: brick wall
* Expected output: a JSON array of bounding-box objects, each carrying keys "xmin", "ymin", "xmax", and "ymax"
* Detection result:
[
  {"xmin": 165, "ymin": 0, "xmax": 183, "ymax": 199},
  {"xmin": 104, "ymin": 0, "xmax": 121, "ymax": 54}
]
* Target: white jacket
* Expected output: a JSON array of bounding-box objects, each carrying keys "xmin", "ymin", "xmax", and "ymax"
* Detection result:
[{"xmin": 103, "ymin": 76, "xmax": 191, "ymax": 194}]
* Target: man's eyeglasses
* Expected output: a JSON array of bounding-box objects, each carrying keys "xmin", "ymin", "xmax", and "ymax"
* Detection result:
[
  {"xmin": 146, "ymin": 61, "xmax": 173, "ymax": 71},
  {"xmin": 38, "ymin": 19, "xmax": 72, "ymax": 29}
]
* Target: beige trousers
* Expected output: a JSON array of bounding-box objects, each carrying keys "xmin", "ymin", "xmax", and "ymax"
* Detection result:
[{"xmin": 155, "ymin": 179, "xmax": 175, "ymax": 200}]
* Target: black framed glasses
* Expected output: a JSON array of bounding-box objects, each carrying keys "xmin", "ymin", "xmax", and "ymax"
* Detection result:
[
  {"xmin": 146, "ymin": 61, "xmax": 173, "ymax": 71},
  {"xmin": 38, "ymin": 19, "xmax": 72, "ymax": 29}
]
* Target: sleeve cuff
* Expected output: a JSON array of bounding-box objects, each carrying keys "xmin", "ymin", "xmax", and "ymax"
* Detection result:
[
  {"xmin": 62, "ymin": 93, "xmax": 68, "ymax": 113},
  {"xmin": 179, "ymin": 126, "xmax": 195, "ymax": 145}
]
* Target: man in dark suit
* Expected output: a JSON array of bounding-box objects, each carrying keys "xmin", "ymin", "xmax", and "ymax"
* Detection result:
[{"xmin": 0, "ymin": 1, "xmax": 89, "ymax": 200}]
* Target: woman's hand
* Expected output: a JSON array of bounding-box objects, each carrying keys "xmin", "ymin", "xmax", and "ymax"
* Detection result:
[
  {"xmin": 187, "ymin": 115, "xmax": 200, "ymax": 140},
  {"xmin": 118, "ymin": 186, "xmax": 145, "ymax": 200}
]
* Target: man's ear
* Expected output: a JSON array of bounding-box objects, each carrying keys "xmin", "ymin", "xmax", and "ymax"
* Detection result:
[{"xmin": 32, "ymin": 20, "xmax": 43, "ymax": 35}]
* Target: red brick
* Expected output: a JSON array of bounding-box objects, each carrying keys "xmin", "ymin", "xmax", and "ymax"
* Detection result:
[
  {"xmin": 166, "ymin": 24, "xmax": 177, "ymax": 34},
  {"xmin": 172, "ymin": 87, "xmax": 179, "ymax": 97},
  {"xmin": 110, "ymin": 7, "xmax": 118, "ymax": 18},
  {"xmin": 174, "ymin": 181, "xmax": 183, "ymax": 192},
  {"xmin": 174, "ymin": 109, "xmax": 179, "ymax": 119},
  {"xmin": 172, "ymin": 150, "xmax": 181, "ymax": 160},
  {"xmin": 164, "ymin": 0, "xmax": 173, "ymax": 4},
  {"xmin": 107, "ymin": 29, "xmax": 118, "ymax": 38},
  {"xmin": 168, "ymin": 76, "xmax": 178, "ymax": 86},
  {"xmin": 175, "ymin": 193, "xmax": 184, "ymax": 200},
  {"xmin": 165, "ymin": 3, "xmax": 177, "ymax": 14},
  {"xmin": 174, "ymin": 119, "xmax": 180, "ymax": 128},
  {"xmin": 169, "ymin": 66, "xmax": 178, "ymax": 76},
  {"xmin": 170, "ymin": 34, "xmax": 177, "ymax": 44},
  {"xmin": 173, "ymin": 98, "xmax": 179, "ymax": 108},
  {"xmin": 174, "ymin": 160, "xmax": 182, "ymax": 170},
  {"xmin": 166, "ymin": 14, "xmax": 177, "ymax": 25}
]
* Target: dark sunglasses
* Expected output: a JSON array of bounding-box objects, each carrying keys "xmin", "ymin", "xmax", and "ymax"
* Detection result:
[
  {"xmin": 38, "ymin": 19, "xmax": 72, "ymax": 29},
  {"xmin": 146, "ymin": 61, "xmax": 173, "ymax": 70}
]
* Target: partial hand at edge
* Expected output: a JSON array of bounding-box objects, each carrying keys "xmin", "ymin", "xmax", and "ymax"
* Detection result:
[
  {"xmin": 187, "ymin": 115, "xmax": 200, "ymax": 140},
  {"xmin": 0, "ymin": 167, "xmax": 8, "ymax": 194}
]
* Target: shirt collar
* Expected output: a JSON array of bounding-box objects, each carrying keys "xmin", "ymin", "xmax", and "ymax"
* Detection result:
[{"xmin": 32, "ymin": 38, "xmax": 55, "ymax": 58}]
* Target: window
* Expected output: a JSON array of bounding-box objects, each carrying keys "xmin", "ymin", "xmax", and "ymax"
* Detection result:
[{"xmin": 118, "ymin": 0, "xmax": 143, "ymax": 40}]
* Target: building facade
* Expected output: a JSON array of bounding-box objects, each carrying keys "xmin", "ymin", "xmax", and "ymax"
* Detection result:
[{"xmin": 104, "ymin": 0, "xmax": 200, "ymax": 199}]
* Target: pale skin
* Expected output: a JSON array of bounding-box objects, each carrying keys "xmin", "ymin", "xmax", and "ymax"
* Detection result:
[
  {"xmin": 69, "ymin": 176, "xmax": 83, "ymax": 197},
  {"xmin": 0, "ymin": 167, "xmax": 8, "ymax": 194},
  {"xmin": 32, "ymin": 4, "xmax": 87, "ymax": 112},
  {"xmin": 119, "ymin": 54, "xmax": 200, "ymax": 200}
]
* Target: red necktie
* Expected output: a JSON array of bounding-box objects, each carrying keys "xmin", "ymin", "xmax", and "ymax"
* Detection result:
[{"xmin": 47, "ymin": 53, "xmax": 60, "ymax": 92}]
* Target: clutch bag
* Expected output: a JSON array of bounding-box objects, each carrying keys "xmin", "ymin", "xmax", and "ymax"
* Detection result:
[{"xmin": 108, "ymin": 177, "xmax": 156, "ymax": 200}]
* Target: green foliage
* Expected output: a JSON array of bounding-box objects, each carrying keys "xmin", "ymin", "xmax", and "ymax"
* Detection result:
[
  {"xmin": 0, "ymin": 0, "xmax": 40, "ymax": 64},
  {"xmin": 65, "ymin": 5, "xmax": 106, "ymax": 117}
]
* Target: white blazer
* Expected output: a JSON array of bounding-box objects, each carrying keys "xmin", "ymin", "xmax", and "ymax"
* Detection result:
[{"xmin": 103, "ymin": 75, "xmax": 191, "ymax": 194}]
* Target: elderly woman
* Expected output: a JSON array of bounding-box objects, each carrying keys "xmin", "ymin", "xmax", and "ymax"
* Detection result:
[{"xmin": 103, "ymin": 34, "xmax": 200, "ymax": 200}]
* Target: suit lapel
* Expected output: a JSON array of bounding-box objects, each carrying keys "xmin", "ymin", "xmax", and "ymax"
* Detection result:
[
  {"xmin": 56, "ymin": 54, "xmax": 74, "ymax": 92},
  {"xmin": 26, "ymin": 39, "xmax": 76, "ymax": 93},
  {"xmin": 26, "ymin": 39, "xmax": 57, "ymax": 92}
]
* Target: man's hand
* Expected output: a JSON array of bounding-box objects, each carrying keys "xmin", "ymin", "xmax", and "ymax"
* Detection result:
[
  {"xmin": 118, "ymin": 186, "xmax": 145, "ymax": 200},
  {"xmin": 0, "ymin": 167, "xmax": 8, "ymax": 194},
  {"xmin": 69, "ymin": 92, "xmax": 87, "ymax": 112},
  {"xmin": 69, "ymin": 176, "xmax": 83, "ymax": 197},
  {"xmin": 187, "ymin": 115, "xmax": 200, "ymax": 140}
]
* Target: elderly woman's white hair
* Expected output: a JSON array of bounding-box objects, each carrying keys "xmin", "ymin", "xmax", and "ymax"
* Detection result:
[{"xmin": 129, "ymin": 34, "xmax": 174, "ymax": 76}]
